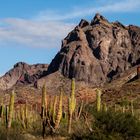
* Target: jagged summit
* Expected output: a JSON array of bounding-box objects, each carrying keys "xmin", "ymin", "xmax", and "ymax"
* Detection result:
[
  {"xmin": 91, "ymin": 13, "xmax": 109, "ymax": 25},
  {"xmin": 13, "ymin": 62, "xmax": 29, "ymax": 69},
  {"xmin": 79, "ymin": 19, "xmax": 89, "ymax": 28},
  {"xmin": 78, "ymin": 13, "xmax": 110, "ymax": 28}
]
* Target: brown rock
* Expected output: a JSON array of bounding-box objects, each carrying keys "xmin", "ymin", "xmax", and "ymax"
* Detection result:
[
  {"xmin": 0, "ymin": 62, "xmax": 48, "ymax": 90},
  {"xmin": 47, "ymin": 13, "xmax": 140, "ymax": 86}
]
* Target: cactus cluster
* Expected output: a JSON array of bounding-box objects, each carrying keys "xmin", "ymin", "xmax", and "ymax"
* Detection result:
[
  {"xmin": 0, "ymin": 78, "xmax": 139, "ymax": 139},
  {"xmin": 40, "ymin": 84, "xmax": 63, "ymax": 136}
]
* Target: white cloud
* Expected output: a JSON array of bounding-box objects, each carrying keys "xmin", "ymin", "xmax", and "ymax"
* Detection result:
[
  {"xmin": 0, "ymin": 18, "xmax": 74, "ymax": 48},
  {"xmin": 0, "ymin": 0, "xmax": 139, "ymax": 48},
  {"xmin": 35, "ymin": 0, "xmax": 140, "ymax": 21}
]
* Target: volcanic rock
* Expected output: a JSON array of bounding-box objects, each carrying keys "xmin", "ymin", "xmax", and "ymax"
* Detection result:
[{"xmin": 47, "ymin": 13, "xmax": 140, "ymax": 86}]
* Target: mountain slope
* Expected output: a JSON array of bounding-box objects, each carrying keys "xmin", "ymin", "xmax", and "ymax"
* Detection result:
[{"xmin": 0, "ymin": 62, "xmax": 48, "ymax": 90}]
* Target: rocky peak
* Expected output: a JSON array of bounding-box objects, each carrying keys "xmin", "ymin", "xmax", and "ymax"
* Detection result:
[
  {"xmin": 79, "ymin": 19, "xmax": 89, "ymax": 28},
  {"xmin": 47, "ymin": 13, "xmax": 140, "ymax": 86},
  {"xmin": 113, "ymin": 21, "xmax": 126, "ymax": 29},
  {"xmin": 61, "ymin": 26, "xmax": 86, "ymax": 47},
  {"xmin": 13, "ymin": 62, "xmax": 30, "ymax": 73},
  {"xmin": 91, "ymin": 13, "xmax": 109, "ymax": 25}
]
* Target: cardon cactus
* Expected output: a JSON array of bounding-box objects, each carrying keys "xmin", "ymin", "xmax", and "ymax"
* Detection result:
[
  {"xmin": 131, "ymin": 100, "xmax": 134, "ymax": 116},
  {"xmin": 96, "ymin": 88, "xmax": 102, "ymax": 112},
  {"xmin": 68, "ymin": 78, "xmax": 76, "ymax": 134},
  {"xmin": 49, "ymin": 98, "xmax": 53, "ymax": 118},
  {"xmin": 41, "ymin": 84, "xmax": 47, "ymax": 138},
  {"xmin": 54, "ymin": 89, "xmax": 63, "ymax": 130},
  {"xmin": 20, "ymin": 105, "xmax": 26, "ymax": 129},
  {"xmin": 103, "ymin": 103, "xmax": 107, "ymax": 112},
  {"xmin": 24, "ymin": 101, "xmax": 28, "ymax": 120},
  {"xmin": 41, "ymin": 84, "xmax": 47, "ymax": 119},
  {"xmin": 7, "ymin": 90, "xmax": 15, "ymax": 129},
  {"xmin": 53, "ymin": 96, "xmax": 57, "ymax": 124}
]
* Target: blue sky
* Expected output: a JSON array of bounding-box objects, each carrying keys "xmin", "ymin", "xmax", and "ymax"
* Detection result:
[{"xmin": 0, "ymin": 0, "xmax": 140, "ymax": 75}]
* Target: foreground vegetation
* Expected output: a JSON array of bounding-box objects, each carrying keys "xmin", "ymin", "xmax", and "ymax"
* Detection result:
[{"xmin": 0, "ymin": 79, "xmax": 140, "ymax": 140}]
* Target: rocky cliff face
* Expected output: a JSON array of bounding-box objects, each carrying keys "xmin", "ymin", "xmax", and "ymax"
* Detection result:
[
  {"xmin": 47, "ymin": 13, "xmax": 140, "ymax": 86},
  {"xmin": 0, "ymin": 62, "xmax": 48, "ymax": 90}
]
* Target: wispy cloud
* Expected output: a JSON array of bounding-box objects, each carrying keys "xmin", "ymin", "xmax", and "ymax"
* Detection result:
[
  {"xmin": 0, "ymin": 18, "xmax": 74, "ymax": 48},
  {"xmin": 0, "ymin": 0, "xmax": 139, "ymax": 48},
  {"xmin": 36, "ymin": 0, "xmax": 140, "ymax": 21}
]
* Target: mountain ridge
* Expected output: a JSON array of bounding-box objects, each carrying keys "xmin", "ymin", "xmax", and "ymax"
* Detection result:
[
  {"xmin": 0, "ymin": 13, "xmax": 140, "ymax": 91},
  {"xmin": 0, "ymin": 62, "xmax": 48, "ymax": 90}
]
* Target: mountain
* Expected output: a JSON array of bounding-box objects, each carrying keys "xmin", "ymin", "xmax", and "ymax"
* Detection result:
[
  {"xmin": 0, "ymin": 62, "xmax": 48, "ymax": 90},
  {"xmin": 0, "ymin": 13, "xmax": 140, "ymax": 92},
  {"xmin": 47, "ymin": 13, "xmax": 140, "ymax": 86}
]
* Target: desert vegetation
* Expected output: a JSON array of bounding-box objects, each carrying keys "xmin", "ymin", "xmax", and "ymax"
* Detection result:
[{"xmin": 0, "ymin": 79, "xmax": 140, "ymax": 140}]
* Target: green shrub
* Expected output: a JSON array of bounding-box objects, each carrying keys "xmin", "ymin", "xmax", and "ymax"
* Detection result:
[{"xmin": 72, "ymin": 105, "xmax": 140, "ymax": 140}]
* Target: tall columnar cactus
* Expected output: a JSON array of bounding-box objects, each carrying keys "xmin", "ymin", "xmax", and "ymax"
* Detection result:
[
  {"xmin": 24, "ymin": 101, "xmax": 28, "ymax": 119},
  {"xmin": 122, "ymin": 106, "xmax": 125, "ymax": 113},
  {"xmin": 49, "ymin": 98, "xmax": 53, "ymax": 118},
  {"xmin": 7, "ymin": 90, "xmax": 15, "ymax": 129},
  {"xmin": 41, "ymin": 84, "xmax": 47, "ymax": 138},
  {"xmin": 131, "ymin": 100, "xmax": 134, "ymax": 116},
  {"xmin": 68, "ymin": 78, "xmax": 76, "ymax": 134},
  {"xmin": 24, "ymin": 101, "xmax": 28, "ymax": 128},
  {"xmin": 54, "ymin": 89, "xmax": 63, "ymax": 130},
  {"xmin": 103, "ymin": 103, "xmax": 107, "ymax": 112},
  {"xmin": 53, "ymin": 96, "xmax": 57, "ymax": 124},
  {"xmin": 96, "ymin": 88, "xmax": 102, "ymax": 112},
  {"xmin": 41, "ymin": 84, "xmax": 47, "ymax": 119},
  {"xmin": 20, "ymin": 105, "xmax": 26, "ymax": 129}
]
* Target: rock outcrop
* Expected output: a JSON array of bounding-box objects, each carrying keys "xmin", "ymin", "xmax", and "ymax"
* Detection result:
[
  {"xmin": 47, "ymin": 13, "xmax": 140, "ymax": 86},
  {"xmin": 0, "ymin": 62, "xmax": 48, "ymax": 90}
]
